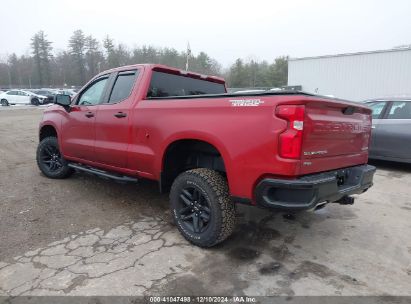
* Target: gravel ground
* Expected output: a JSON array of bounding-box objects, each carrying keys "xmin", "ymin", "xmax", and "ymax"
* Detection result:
[{"xmin": 0, "ymin": 107, "xmax": 410, "ymax": 296}]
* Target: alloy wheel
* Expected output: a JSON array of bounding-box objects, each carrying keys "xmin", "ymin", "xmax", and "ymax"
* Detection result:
[
  {"xmin": 40, "ymin": 144, "xmax": 63, "ymax": 172},
  {"xmin": 177, "ymin": 187, "xmax": 211, "ymax": 233}
]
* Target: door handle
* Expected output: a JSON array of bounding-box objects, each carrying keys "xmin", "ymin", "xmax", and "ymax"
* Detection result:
[
  {"xmin": 85, "ymin": 112, "xmax": 94, "ymax": 118},
  {"xmin": 371, "ymin": 125, "xmax": 376, "ymax": 129},
  {"xmin": 114, "ymin": 112, "xmax": 127, "ymax": 118}
]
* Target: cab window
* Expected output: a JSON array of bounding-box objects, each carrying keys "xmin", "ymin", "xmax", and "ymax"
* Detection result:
[
  {"xmin": 108, "ymin": 70, "xmax": 138, "ymax": 103},
  {"xmin": 147, "ymin": 71, "xmax": 226, "ymax": 98},
  {"xmin": 78, "ymin": 77, "xmax": 108, "ymax": 106}
]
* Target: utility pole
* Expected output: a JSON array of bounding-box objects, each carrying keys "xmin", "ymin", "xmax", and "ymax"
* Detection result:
[{"xmin": 185, "ymin": 42, "xmax": 191, "ymax": 71}]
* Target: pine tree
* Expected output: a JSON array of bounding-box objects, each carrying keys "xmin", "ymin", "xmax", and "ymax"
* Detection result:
[
  {"xmin": 38, "ymin": 31, "xmax": 53, "ymax": 85},
  {"xmin": 31, "ymin": 32, "xmax": 43, "ymax": 85},
  {"xmin": 85, "ymin": 35, "xmax": 103, "ymax": 80},
  {"xmin": 69, "ymin": 30, "xmax": 86, "ymax": 85},
  {"xmin": 30, "ymin": 31, "xmax": 53, "ymax": 86},
  {"xmin": 103, "ymin": 35, "xmax": 117, "ymax": 69}
]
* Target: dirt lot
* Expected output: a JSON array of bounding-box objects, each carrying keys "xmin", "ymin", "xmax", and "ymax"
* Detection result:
[{"xmin": 0, "ymin": 107, "xmax": 410, "ymax": 296}]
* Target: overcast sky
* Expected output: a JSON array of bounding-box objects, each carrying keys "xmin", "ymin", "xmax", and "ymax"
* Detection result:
[{"xmin": 1, "ymin": 0, "xmax": 410, "ymax": 67}]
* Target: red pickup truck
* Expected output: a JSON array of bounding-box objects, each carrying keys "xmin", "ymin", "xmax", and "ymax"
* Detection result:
[{"xmin": 37, "ymin": 64, "xmax": 376, "ymax": 247}]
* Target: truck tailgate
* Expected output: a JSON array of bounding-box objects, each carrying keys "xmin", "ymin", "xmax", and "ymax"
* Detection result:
[{"xmin": 300, "ymin": 100, "xmax": 372, "ymax": 173}]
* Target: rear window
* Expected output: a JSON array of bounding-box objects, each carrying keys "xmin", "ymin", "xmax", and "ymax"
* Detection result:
[
  {"xmin": 387, "ymin": 101, "xmax": 411, "ymax": 119},
  {"xmin": 147, "ymin": 71, "xmax": 225, "ymax": 98}
]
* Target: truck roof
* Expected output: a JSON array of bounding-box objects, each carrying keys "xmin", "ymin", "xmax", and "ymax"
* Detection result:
[
  {"xmin": 100, "ymin": 64, "xmax": 226, "ymax": 85},
  {"xmin": 93, "ymin": 64, "xmax": 361, "ymax": 107}
]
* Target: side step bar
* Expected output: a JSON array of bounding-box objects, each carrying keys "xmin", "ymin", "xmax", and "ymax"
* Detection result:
[{"xmin": 68, "ymin": 163, "xmax": 138, "ymax": 183}]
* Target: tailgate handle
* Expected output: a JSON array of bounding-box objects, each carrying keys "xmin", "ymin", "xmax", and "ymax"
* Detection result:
[{"xmin": 342, "ymin": 107, "xmax": 355, "ymax": 115}]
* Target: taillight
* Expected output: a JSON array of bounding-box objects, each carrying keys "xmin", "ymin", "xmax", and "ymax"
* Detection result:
[{"xmin": 276, "ymin": 105, "xmax": 305, "ymax": 159}]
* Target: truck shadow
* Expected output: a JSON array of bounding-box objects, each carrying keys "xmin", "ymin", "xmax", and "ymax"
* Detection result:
[
  {"xmin": 217, "ymin": 203, "xmax": 356, "ymax": 253},
  {"xmin": 151, "ymin": 204, "xmax": 362, "ymax": 296},
  {"xmin": 67, "ymin": 172, "xmax": 363, "ymax": 295},
  {"xmin": 368, "ymin": 159, "xmax": 411, "ymax": 174},
  {"xmin": 70, "ymin": 171, "xmax": 358, "ymax": 250}
]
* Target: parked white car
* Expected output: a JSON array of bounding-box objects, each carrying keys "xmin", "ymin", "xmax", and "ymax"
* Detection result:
[
  {"xmin": 0, "ymin": 90, "xmax": 48, "ymax": 106},
  {"xmin": 57, "ymin": 89, "xmax": 77, "ymax": 97}
]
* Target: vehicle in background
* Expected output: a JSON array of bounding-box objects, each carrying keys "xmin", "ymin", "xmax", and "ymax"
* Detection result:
[
  {"xmin": 33, "ymin": 89, "xmax": 58, "ymax": 103},
  {"xmin": 57, "ymin": 89, "xmax": 76, "ymax": 97},
  {"xmin": 0, "ymin": 89, "xmax": 48, "ymax": 106},
  {"xmin": 365, "ymin": 98, "xmax": 411, "ymax": 163}
]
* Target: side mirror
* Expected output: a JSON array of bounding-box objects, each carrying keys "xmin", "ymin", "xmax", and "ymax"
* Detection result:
[{"xmin": 55, "ymin": 94, "xmax": 71, "ymax": 107}]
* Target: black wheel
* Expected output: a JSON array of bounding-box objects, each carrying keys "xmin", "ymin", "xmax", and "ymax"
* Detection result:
[
  {"xmin": 170, "ymin": 168, "xmax": 235, "ymax": 247},
  {"xmin": 36, "ymin": 137, "xmax": 73, "ymax": 179},
  {"xmin": 1, "ymin": 99, "xmax": 9, "ymax": 106},
  {"xmin": 31, "ymin": 98, "xmax": 39, "ymax": 106}
]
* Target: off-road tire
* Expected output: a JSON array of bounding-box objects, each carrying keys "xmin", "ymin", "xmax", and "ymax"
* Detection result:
[
  {"xmin": 36, "ymin": 136, "xmax": 73, "ymax": 179},
  {"xmin": 170, "ymin": 168, "xmax": 235, "ymax": 247},
  {"xmin": 1, "ymin": 99, "xmax": 9, "ymax": 106}
]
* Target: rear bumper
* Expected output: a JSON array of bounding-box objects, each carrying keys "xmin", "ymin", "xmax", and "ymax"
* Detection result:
[{"xmin": 254, "ymin": 164, "xmax": 376, "ymax": 211}]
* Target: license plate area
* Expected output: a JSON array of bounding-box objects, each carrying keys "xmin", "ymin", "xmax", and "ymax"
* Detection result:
[{"xmin": 336, "ymin": 169, "xmax": 349, "ymax": 187}]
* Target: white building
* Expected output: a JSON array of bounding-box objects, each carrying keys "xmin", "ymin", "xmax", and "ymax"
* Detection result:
[{"xmin": 288, "ymin": 48, "xmax": 411, "ymax": 101}]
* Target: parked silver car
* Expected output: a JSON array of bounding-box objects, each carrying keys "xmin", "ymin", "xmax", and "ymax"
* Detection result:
[{"xmin": 365, "ymin": 98, "xmax": 411, "ymax": 163}]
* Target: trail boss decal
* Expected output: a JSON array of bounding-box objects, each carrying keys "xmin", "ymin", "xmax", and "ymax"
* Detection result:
[{"xmin": 229, "ymin": 99, "xmax": 264, "ymax": 107}]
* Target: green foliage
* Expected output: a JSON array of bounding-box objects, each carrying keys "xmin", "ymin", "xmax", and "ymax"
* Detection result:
[
  {"xmin": 30, "ymin": 30, "xmax": 53, "ymax": 86},
  {"xmin": 69, "ymin": 30, "xmax": 87, "ymax": 85},
  {"xmin": 0, "ymin": 30, "xmax": 289, "ymax": 89},
  {"xmin": 225, "ymin": 56, "xmax": 289, "ymax": 88}
]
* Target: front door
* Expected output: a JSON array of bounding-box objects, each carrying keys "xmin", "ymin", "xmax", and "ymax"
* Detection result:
[
  {"xmin": 61, "ymin": 76, "xmax": 109, "ymax": 161},
  {"xmin": 6, "ymin": 91, "xmax": 18, "ymax": 103},
  {"xmin": 94, "ymin": 70, "xmax": 139, "ymax": 168}
]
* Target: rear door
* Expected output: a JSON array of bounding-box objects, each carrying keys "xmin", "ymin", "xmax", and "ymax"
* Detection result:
[
  {"xmin": 94, "ymin": 69, "xmax": 140, "ymax": 168},
  {"xmin": 376, "ymin": 100, "xmax": 411, "ymax": 160},
  {"xmin": 19, "ymin": 91, "xmax": 31, "ymax": 104},
  {"xmin": 366, "ymin": 101, "xmax": 389, "ymax": 157}
]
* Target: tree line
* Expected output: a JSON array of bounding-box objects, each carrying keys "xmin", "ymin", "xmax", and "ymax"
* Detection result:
[{"xmin": 0, "ymin": 30, "xmax": 288, "ymax": 89}]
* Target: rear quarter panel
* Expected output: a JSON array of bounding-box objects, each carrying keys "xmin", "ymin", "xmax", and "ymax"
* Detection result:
[{"xmin": 128, "ymin": 95, "xmax": 303, "ymax": 199}]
